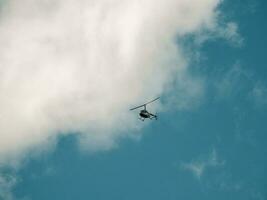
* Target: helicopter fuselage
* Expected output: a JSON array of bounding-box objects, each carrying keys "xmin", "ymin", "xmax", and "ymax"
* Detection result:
[
  {"xmin": 139, "ymin": 109, "xmax": 157, "ymax": 121},
  {"xmin": 139, "ymin": 110, "xmax": 150, "ymax": 118}
]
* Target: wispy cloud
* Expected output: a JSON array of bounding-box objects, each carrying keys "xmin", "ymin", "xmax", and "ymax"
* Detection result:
[
  {"xmin": 251, "ymin": 82, "xmax": 267, "ymax": 107},
  {"xmin": 213, "ymin": 61, "xmax": 267, "ymax": 109},
  {"xmin": 215, "ymin": 62, "xmax": 252, "ymax": 99},
  {"xmin": 218, "ymin": 22, "xmax": 244, "ymax": 46},
  {"xmin": 180, "ymin": 148, "xmax": 225, "ymax": 179},
  {"xmin": 192, "ymin": 20, "xmax": 243, "ymax": 47},
  {"xmin": 250, "ymin": 190, "xmax": 266, "ymax": 200},
  {"xmin": 0, "ymin": 173, "xmax": 17, "ymax": 200}
]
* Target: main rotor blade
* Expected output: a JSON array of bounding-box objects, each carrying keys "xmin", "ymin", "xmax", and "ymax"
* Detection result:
[
  {"xmin": 144, "ymin": 97, "xmax": 160, "ymax": 105},
  {"xmin": 129, "ymin": 97, "xmax": 160, "ymax": 111},
  {"xmin": 130, "ymin": 104, "xmax": 145, "ymax": 111}
]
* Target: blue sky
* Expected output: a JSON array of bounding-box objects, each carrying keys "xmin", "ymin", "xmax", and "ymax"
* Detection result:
[{"xmin": 0, "ymin": 0, "xmax": 267, "ymax": 199}]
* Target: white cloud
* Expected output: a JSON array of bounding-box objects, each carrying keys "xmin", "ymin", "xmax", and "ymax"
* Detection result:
[
  {"xmin": 0, "ymin": 0, "xmax": 235, "ymax": 165},
  {"xmin": 181, "ymin": 148, "xmax": 225, "ymax": 179}
]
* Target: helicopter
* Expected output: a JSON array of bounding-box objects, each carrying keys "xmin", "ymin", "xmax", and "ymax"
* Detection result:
[{"xmin": 130, "ymin": 97, "xmax": 160, "ymax": 121}]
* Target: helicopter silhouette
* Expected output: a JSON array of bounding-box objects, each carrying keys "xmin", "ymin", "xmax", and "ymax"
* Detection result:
[{"xmin": 130, "ymin": 97, "xmax": 160, "ymax": 121}]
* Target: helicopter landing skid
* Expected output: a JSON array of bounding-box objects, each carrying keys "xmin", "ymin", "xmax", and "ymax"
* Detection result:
[{"xmin": 139, "ymin": 117, "xmax": 145, "ymax": 121}]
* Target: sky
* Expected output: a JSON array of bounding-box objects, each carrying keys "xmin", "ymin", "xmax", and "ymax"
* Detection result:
[{"xmin": 0, "ymin": 0, "xmax": 267, "ymax": 199}]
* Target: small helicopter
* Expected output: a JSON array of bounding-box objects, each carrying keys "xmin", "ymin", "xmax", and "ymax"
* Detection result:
[{"xmin": 130, "ymin": 97, "xmax": 160, "ymax": 121}]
